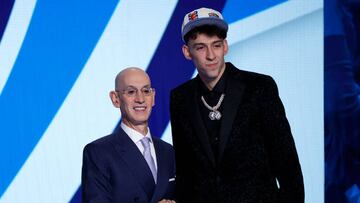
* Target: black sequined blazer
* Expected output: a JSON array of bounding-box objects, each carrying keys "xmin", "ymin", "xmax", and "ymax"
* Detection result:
[{"xmin": 170, "ymin": 62, "xmax": 304, "ymax": 203}]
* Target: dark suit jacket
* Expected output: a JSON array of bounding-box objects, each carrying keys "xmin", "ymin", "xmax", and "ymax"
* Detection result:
[
  {"xmin": 82, "ymin": 128, "xmax": 175, "ymax": 203},
  {"xmin": 170, "ymin": 63, "xmax": 304, "ymax": 203}
]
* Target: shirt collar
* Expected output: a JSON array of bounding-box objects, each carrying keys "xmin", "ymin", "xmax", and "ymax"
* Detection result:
[{"xmin": 120, "ymin": 122, "xmax": 152, "ymax": 144}]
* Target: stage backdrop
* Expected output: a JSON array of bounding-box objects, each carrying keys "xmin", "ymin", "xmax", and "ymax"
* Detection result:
[{"xmin": 0, "ymin": 1, "xmax": 323, "ymax": 202}]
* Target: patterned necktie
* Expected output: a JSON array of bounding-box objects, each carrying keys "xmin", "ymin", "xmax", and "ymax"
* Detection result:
[{"xmin": 140, "ymin": 137, "xmax": 157, "ymax": 183}]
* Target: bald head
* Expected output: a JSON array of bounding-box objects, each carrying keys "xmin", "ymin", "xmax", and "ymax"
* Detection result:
[
  {"xmin": 115, "ymin": 67, "xmax": 151, "ymax": 90},
  {"xmin": 110, "ymin": 67, "xmax": 155, "ymax": 135}
]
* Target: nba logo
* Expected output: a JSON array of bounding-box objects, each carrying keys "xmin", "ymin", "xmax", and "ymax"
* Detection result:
[{"xmin": 188, "ymin": 11, "xmax": 198, "ymax": 21}]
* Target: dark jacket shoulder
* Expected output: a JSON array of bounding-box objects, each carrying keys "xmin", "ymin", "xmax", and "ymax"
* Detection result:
[
  {"xmin": 225, "ymin": 62, "xmax": 275, "ymax": 86},
  {"xmin": 84, "ymin": 133, "xmax": 117, "ymax": 150}
]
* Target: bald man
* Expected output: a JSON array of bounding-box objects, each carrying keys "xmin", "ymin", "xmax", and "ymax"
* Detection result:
[{"xmin": 82, "ymin": 68, "xmax": 176, "ymax": 203}]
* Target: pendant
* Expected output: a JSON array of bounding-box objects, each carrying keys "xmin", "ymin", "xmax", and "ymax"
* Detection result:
[{"xmin": 209, "ymin": 110, "xmax": 221, "ymax": 120}]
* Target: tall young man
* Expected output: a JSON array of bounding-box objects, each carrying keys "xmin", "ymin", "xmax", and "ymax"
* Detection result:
[{"xmin": 170, "ymin": 8, "xmax": 304, "ymax": 202}]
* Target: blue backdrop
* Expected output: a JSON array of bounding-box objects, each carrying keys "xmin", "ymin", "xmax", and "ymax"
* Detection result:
[{"xmin": 0, "ymin": 1, "xmax": 323, "ymax": 202}]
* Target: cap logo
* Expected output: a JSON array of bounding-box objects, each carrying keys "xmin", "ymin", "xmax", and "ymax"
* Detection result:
[
  {"xmin": 188, "ymin": 11, "xmax": 198, "ymax": 21},
  {"xmin": 208, "ymin": 12, "xmax": 219, "ymax": 18}
]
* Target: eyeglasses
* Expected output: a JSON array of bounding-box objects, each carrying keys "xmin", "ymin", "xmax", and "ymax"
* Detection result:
[{"xmin": 116, "ymin": 87, "xmax": 155, "ymax": 97}]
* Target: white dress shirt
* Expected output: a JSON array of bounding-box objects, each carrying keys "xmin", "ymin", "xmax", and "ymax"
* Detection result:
[{"xmin": 120, "ymin": 122, "xmax": 158, "ymax": 170}]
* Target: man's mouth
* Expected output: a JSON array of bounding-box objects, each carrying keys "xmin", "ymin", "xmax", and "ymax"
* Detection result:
[
  {"xmin": 206, "ymin": 62, "xmax": 218, "ymax": 68},
  {"xmin": 133, "ymin": 106, "xmax": 146, "ymax": 111}
]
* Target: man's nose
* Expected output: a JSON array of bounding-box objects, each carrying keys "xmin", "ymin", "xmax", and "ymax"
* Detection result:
[
  {"xmin": 206, "ymin": 47, "xmax": 215, "ymax": 60},
  {"xmin": 134, "ymin": 91, "xmax": 145, "ymax": 103}
]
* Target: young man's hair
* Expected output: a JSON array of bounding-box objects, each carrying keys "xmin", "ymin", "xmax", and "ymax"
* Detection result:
[{"xmin": 184, "ymin": 25, "xmax": 227, "ymax": 44}]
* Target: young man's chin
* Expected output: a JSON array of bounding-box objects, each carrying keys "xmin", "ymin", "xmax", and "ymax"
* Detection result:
[{"xmin": 201, "ymin": 72, "xmax": 220, "ymax": 81}]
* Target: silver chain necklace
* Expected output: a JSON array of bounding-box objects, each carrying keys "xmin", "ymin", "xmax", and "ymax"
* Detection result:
[{"xmin": 201, "ymin": 93, "xmax": 225, "ymax": 120}]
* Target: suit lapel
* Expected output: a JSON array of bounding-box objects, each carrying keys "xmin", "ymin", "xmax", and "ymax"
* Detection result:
[
  {"xmin": 187, "ymin": 79, "xmax": 216, "ymax": 166},
  {"xmin": 113, "ymin": 129, "xmax": 155, "ymax": 200},
  {"xmin": 218, "ymin": 64, "xmax": 245, "ymax": 162},
  {"xmin": 151, "ymin": 138, "xmax": 167, "ymax": 202}
]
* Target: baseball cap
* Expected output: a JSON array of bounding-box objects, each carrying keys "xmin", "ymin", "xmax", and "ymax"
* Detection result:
[{"xmin": 181, "ymin": 7, "xmax": 228, "ymax": 42}]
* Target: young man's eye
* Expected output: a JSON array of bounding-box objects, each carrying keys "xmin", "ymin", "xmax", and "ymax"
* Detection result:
[
  {"xmin": 195, "ymin": 46, "xmax": 204, "ymax": 50},
  {"xmin": 214, "ymin": 43, "xmax": 222, "ymax": 48}
]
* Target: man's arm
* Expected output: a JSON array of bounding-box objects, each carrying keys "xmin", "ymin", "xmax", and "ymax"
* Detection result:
[
  {"xmin": 169, "ymin": 89, "xmax": 189, "ymax": 202},
  {"xmin": 261, "ymin": 77, "xmax": 304, "ymax": 202},
  {"xmin": 82, "ymin": 144, "xmax": 112, "ymax": 203},
  {"xmin": 160, "ymin": 150, "xmax": 176, "ymax": 203},
  {"xmin": 160, "ymin": 141, "xmax": 176, "ymax": 200}
]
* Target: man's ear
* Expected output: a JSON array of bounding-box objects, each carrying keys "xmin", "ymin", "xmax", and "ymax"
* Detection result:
[
  {"xmin": 223, "ymin": 39, "xmax": 229, "ymax": 55},
  {"xmin": 182, "ymin": 44, "xmax": 192, "ymax": 60},
  {"xmin": 109, "ymin": 91, "xmax": 120, "ymax": 108}
]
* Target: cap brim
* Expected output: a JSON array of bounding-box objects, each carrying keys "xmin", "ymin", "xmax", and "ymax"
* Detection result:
[{"xmin": 182, "ymin": 18, "xmax": 228, "ymax": 42}]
